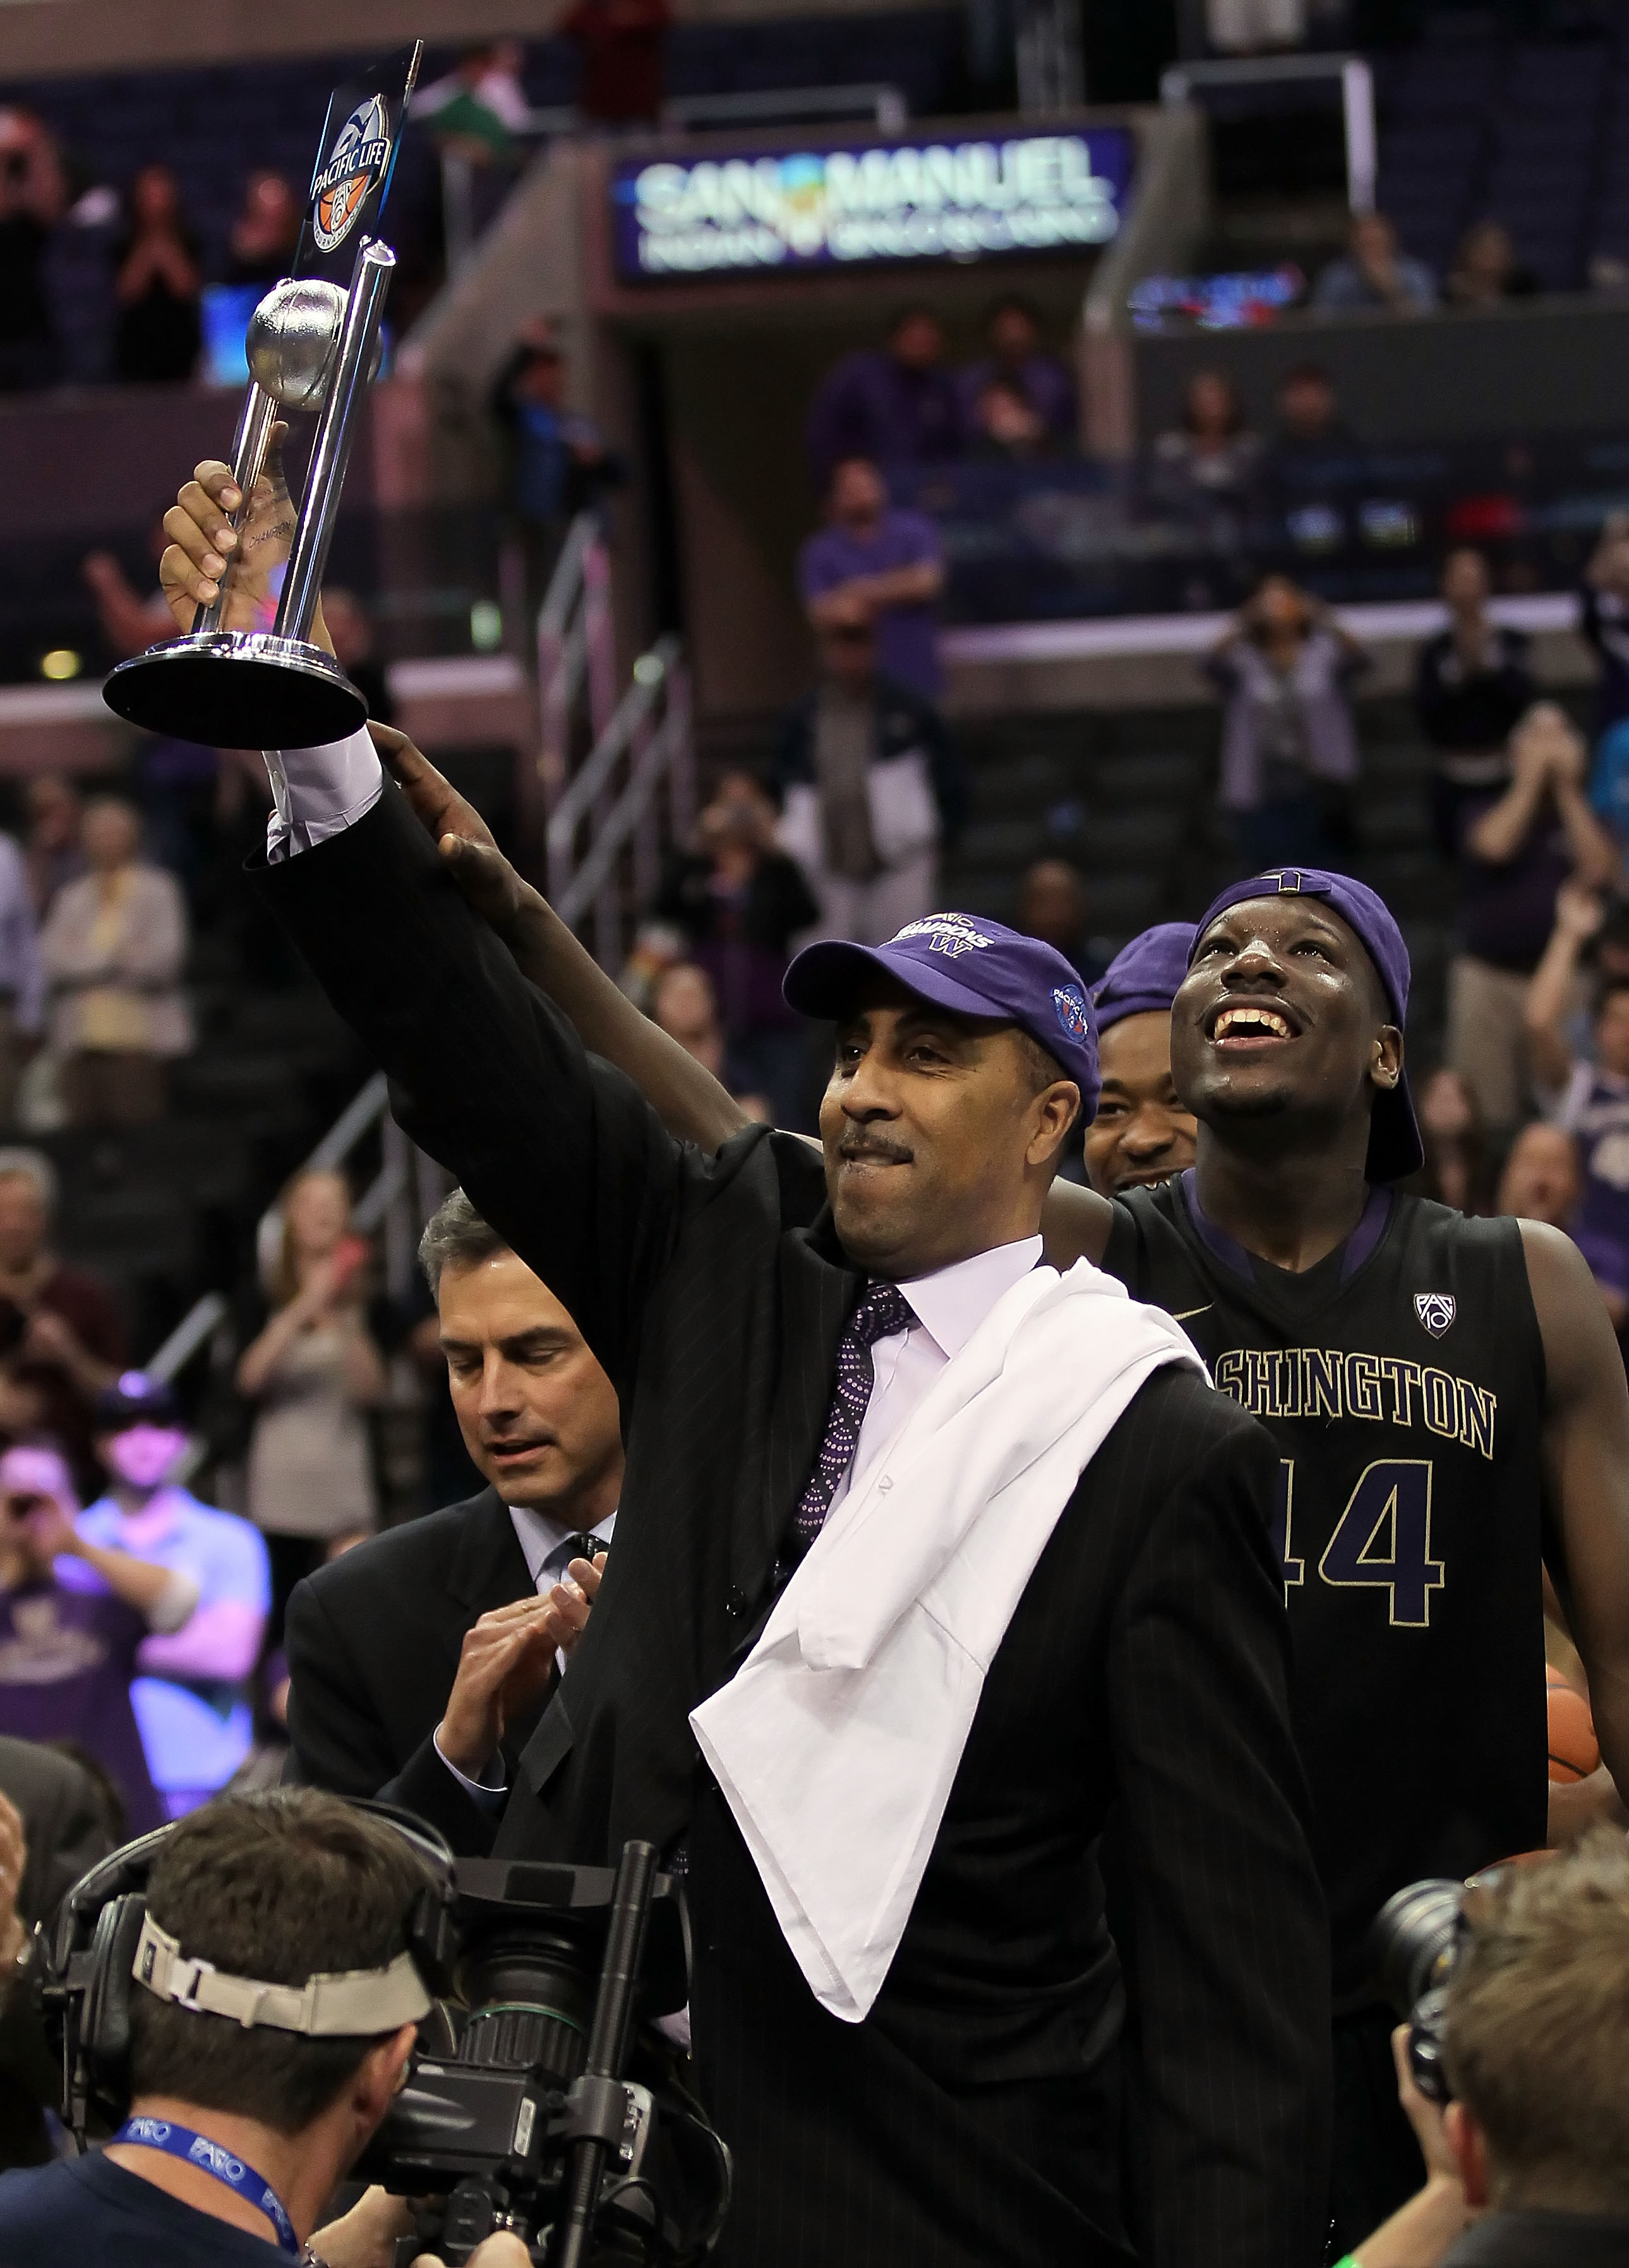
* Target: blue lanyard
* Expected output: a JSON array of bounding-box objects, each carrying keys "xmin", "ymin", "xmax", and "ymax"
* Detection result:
[{"xmin": 113, "ymin": 2115, "xmax": 299, "ymax": 2254}]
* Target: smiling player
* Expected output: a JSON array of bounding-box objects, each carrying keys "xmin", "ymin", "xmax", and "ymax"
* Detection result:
[
  {"xmin": 1050, "ymin": 868, "xmax": 1629, "ymax": 2252},
  {"xmin": 1085, "ymin": 924, "xmax": 1198, "ymax": 1195}
]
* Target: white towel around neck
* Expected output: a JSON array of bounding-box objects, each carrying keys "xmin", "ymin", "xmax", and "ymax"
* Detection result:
[{"xmin": 690, "ymin": 1256, "xmax": 1205, "ymax": 2022}]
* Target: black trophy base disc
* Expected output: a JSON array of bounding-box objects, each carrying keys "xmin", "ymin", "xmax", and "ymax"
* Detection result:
[{"xmin": 104, "ymin": 632, "xmax": 368, "ymax": 749}]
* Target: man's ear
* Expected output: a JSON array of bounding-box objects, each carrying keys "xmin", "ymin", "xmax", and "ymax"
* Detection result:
[
  {"xmin": 1370, "ymin": 1023, "xmax": 1404, "ymax": 1094},
  {"xmin": 352, "ymin": 2021, "xmax": 419, "ymax": 2127},
  {"xmin": 1446, "ymin": 2099, "xmax": 1491, "ymax": 2209},
  {"xmin": 1028, "ymin": 1081, "xmax": 1081, "ymax": 1169}
]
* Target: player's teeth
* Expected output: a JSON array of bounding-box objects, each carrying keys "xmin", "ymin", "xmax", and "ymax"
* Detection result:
[{"xmin": 1217, "ymin": 1009, "xmax": 1289, "ymax": 1037}]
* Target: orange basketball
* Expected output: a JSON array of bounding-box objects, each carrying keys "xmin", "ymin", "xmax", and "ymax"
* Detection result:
[{"xmin": 1547, "ymin": 1665, "xmax": 1600, "ymax": 1783}]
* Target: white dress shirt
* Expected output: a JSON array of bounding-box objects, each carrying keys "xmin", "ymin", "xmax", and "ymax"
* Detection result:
[
  {"xmin": 435, "ymin": 1504, "xmax": 616, "ymax": 1808},
  {"xmin": 264, "ymin": 729, "xmax": 383, "ymax": 859},
  {"xmin": 831, "ymin": 1236, "xmax": 1043, "ymax": 1521}
]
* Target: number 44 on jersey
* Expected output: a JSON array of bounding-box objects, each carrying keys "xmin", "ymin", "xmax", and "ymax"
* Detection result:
[{"xmin": 1273, "ymin": 1459, "xmax": 1446, "ymax": 1627}]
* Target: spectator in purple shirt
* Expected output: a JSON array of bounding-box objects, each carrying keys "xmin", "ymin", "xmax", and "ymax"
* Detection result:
[
  {"xmin": 798, "ymin": 457, "xmax": 946, "ymax": 703},
  {"xmin": 0, "ymin": 1442, "xmax": 197, "ymax": 1837},
  {"xmin": 956, "ymin": 294, "xmax": 1076, "ymax": 443},
  {"xmin": 805, "ymin": 307, "xmax": 963, "ymax": 484}
]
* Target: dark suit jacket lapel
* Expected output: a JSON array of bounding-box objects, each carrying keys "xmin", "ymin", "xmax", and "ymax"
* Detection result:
[{"xmin": 447, "ymin": 1486, "xmax": 534, "ymax": 1616}]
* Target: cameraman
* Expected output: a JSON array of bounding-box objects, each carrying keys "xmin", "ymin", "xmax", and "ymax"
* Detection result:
[
  {"xmin": 1349, "ymin": 1830, "xmax": 1629, "ymax": 2267},
  {"xmin": 0, "ymin": 1786, "xmax": 431, "ymax": 2266}
]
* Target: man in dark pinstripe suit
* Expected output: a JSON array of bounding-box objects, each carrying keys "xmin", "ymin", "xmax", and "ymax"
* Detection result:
[
  {"xmin": 157, "ymin": 452, "xmax": 1328, "ymax": 2268},
  {"xmin": 239, "ymin": 764, "xmax": 1326, "ymax": 2268}
]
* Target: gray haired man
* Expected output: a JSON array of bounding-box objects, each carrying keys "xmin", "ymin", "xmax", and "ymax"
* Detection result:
[{"xmin": 282, "ymin": 1189, "xmax": 621, "ymax": 1854}]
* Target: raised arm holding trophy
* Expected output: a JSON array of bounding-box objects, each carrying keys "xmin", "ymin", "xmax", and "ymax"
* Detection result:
[
  {"xmin": 104, "ymin": 44, "xmax": 423, "ymax": 753},
  {"xmin": 139, "ymin": 42, "xmax": 1335, "ymax": 2262}
]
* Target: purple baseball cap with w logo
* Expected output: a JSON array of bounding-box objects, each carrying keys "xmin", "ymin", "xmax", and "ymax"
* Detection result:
[{"xmin": 784, "ymin": 912, "xmax": 1101, "ymax": 1118}]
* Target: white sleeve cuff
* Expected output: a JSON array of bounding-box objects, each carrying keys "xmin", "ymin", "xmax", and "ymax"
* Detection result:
[
  {"xmin": 263, "ymin": 727, "xmax": 384, "ymax": 862},
  {"xmin": 433, "ymin": 1728, "xmax": 508, "ymax": 1813}
]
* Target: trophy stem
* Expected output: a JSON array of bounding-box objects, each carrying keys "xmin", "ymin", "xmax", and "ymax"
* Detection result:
[
  {"xmin": 275, "ymin": 238, "xmax": 395, "ymax": 651},
  {"xmin": 193, "ymin": 382, "xmax": 279, "ymax": 636}
]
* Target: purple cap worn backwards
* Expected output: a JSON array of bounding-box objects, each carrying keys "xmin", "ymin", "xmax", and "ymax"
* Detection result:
[
  {"xmin": 784, "ymin": 912, "xmax": 1100, "ymax": 1118},
  {"xmin": 1190, "ymin": 867, "xmax": 1423, "ymax": 1181},
  {"xmin": 1092, "ymin": 923, "xmax": 1198, "ymax": 1034}
]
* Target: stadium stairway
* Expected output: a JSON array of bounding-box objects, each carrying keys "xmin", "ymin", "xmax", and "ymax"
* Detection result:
[{"xmin": 941, "ymin": 693, "xmax": 1460, "ymax": 1066}]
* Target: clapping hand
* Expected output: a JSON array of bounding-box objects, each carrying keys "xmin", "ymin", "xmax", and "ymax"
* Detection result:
[
  {"xmin": 22, "ymin": 1308, "xmax": 84, "ymax": 1370},
  {"xmin": 548, "ymin": 1550, "xmax": 606, "ymax": 1660},
  {"xmin": 11, "ymin": 1485, "xmax": 80, "ymax": 1565},
  {"xmin": 435, "ymin": 1593, "xmax": 577, "ymax": 1781},
  {"xmin": 1554, "ymin": 877, "xmax": 1606, "ymax": 946}
]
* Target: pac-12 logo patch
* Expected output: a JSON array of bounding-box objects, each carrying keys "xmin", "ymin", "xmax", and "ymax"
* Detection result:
[
  {"xmin": 311, "ymin": 95, "xmax": 392, "ymax": 253},
  {"xmin": 1052, "ymin": 984, "xmax": 1090, "ymax": 1041},
  {"xmin": 1415, "ymin": 1293, "xmax": 1455, "ymax": 1338}
]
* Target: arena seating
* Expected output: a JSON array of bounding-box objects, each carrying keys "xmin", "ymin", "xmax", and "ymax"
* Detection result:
[
  {"xmin": 32, "ymin": 919, "xmax": 363, "ymax": 1361},
  {"xmin": 1375, "ymin": 16, "xmax": 1629, "ymax": 292}
]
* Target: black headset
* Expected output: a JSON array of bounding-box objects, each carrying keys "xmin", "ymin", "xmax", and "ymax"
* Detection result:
[{"xmin": 42, "ymin": 1799, "xmax": 460, "ymax": 2144}]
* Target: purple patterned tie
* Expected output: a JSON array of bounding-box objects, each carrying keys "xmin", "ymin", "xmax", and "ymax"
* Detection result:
[{"xmin": 790, "ymin": 1281, "xmax": 915, "ymax": 1555}]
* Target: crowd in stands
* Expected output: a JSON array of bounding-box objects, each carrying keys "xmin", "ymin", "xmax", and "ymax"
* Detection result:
[
  {"xmin": 1305, "ymin": 207, "xmax": 1542, "ymax": 318},
  {"xmin": 0, "ymin": 1121, "xmax": 388, "ymax": 1833}
]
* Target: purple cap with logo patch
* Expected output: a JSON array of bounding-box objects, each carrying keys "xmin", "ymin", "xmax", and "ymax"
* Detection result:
[
  {"xmin": 1092, "ymin": 923, "xmax": 1198, "ymax": 1034},
  {"xmin": 784, "ymin": 911, "xmax": 1100, "ymax": 1117},
  {"xmin": 1190, "ymin": 867, "xmax": 1423, "ymax": 1181}
]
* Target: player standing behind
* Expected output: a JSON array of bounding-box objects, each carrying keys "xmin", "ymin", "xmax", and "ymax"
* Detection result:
[{"xmin": 1085, "ymin": 924, "xmax": 1197, "ymax": 1196}]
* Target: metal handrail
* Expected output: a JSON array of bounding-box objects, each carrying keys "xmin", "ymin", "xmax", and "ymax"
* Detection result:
[
  {"xmin": 546, "ymin": 637, "xmax": 682, "ymax": 864},
  {"xmin": 146, "ymin": 1071, "xmax": 409, "ymax": 1393},
  {"xmin": 555, "ymin": 692, "xmax": 686, "ymax": 930},
  {"xmin": 306, "ymin": 1071, "xmax": 389, "ymax": 1170},
  {"xmin": 533, "ymin": 512, "xmax": 616, "ymax": 848},
  {"xmin": 147, "ymin": 1292, "xmax": 229, "ymax": 1385},
  {"xmin": 538, "ymin": 514, "xmax": 601, "ymax": 641}
]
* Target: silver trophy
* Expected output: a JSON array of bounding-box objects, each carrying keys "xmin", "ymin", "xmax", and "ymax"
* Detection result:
[{"xmin": 104, "ymin": 48, "xmax": 418, "ymax": 749}]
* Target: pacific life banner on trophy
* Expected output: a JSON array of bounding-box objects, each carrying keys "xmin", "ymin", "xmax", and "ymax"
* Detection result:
[
  {"xmin": 296, "ymin": 44, "xmax": 423, "ymax": 285},
  {"xmin": 610, "ymin": 128, "xmax": 1136, "ymax": 282}
]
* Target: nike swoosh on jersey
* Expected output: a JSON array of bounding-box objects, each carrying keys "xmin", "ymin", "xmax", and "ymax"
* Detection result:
[{"xmin": 1172, "ymin": 1304, "xmax": 1213, "ymax": 1322}]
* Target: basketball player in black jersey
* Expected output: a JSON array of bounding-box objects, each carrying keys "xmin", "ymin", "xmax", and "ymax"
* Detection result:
[
  {"xmin": 1085, "ymin": 923, "xmax": 1198, "ymax": 1196},
  {"xmin": 359, "ymin": 740, "xmax": 1629, "ymax": 2260},
  {"xmin": 1056, "ymin": 869, "xmax": 1629, "ymax": 2248}
]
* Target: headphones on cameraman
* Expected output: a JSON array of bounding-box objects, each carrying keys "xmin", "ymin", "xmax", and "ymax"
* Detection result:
[{"xmin": 42, "ymin": 1799, "xmax": 461, "ymax": 2144}]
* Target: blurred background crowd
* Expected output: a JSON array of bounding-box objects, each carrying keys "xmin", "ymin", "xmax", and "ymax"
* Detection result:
[{"xmin": 5, "ymin": 0, "xmax": 1629, "ymax": 1871}]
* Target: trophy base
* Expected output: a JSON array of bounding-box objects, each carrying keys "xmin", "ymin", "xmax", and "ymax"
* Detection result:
[{"xmin": 104, "ymin": 632, "xmax": 369, "ymax": 749}]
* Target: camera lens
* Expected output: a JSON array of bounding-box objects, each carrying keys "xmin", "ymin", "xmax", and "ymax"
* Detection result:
[
  {"xmin": 1370, "ymin": 1878, "xmax": 1464, "ymax": 2015},
  {"xmin": 455, "ymin": 1921, "xmax": 598, "ymax": 2088}
]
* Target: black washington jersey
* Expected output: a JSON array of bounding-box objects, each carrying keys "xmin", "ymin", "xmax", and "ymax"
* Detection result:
[{"xmin": 1103, "ymin": 1173, "xmax": 1549, "ymax": 2007}]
